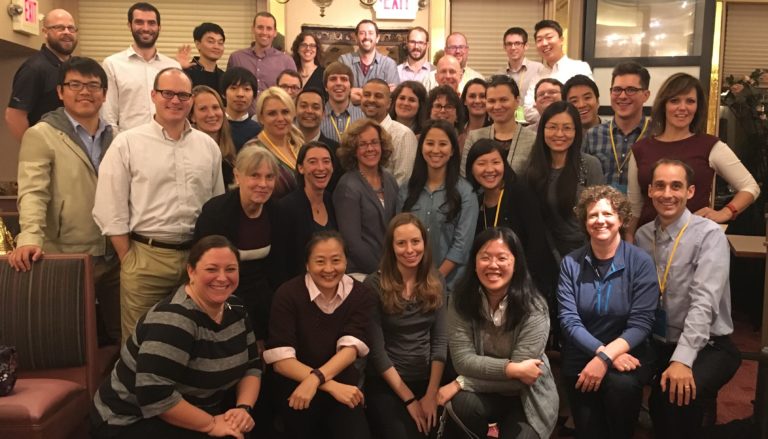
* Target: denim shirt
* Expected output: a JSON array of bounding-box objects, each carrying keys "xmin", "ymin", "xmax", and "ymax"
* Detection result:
[{"xmin": 398, "ymin": 178, "xmax": 478, "ymax": 289}]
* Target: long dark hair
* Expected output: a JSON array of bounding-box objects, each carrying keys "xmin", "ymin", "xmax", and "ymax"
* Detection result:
[
  {"xmin": 465, "ymin": 138, "xmax": 517, "ymax": 192},
  {"xmin": 402, "ymin": 119, "xmax": 462, "ymax": 221},
  {"xmin": 389, "ymin": 81, "xmax": 428, "ymax": 135},
  {"xmin": 290, "ymin": 32, "xmax": 324, "ymax": 68},
  {"xmin": 526, "ymin": 101, "xmax": 583, "ymax": 218},
  {"xmin": 461, "ymin": 78, "xmax": 491, "ymax": 130},
  {"xmin": 453, "ymin": 227, "xmax": 544, "ymax": 331}
]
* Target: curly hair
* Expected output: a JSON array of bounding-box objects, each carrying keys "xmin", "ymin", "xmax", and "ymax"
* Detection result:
[
  {"xmin": 290, "ymin": 32, "xmax": 324, "ymax": 68},
  {"xmin": 336, "ymin": 118, "xmax": 394, "ymax": 171},
  {"xmin": 574, "ymin": 185, "xmax": 632, "ymax": 236}
]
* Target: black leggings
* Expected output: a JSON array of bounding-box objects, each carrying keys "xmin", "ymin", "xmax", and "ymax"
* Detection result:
[{"xmin": 365, "ymin": 375, "xmax": 439, "ymax": 439}]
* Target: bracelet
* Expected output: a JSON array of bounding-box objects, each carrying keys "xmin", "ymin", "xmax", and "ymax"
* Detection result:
[
  {"xmin": 204, "ymin": 414, "xmax": 216, "ymax": 434},
  {"xmin": 310, "ymin": 368, "xmax": 326, "ymax": 385},
  {"xmin": 403, "ymin": 397, "xmax": 417, "ymax": 406},
  {"xmin": 596, "ymin": 351, "xmax": 613, "ymax": 367},
  {"xmin": 725, "ymin": 203, "xmax": 739, "ymax": 220}
]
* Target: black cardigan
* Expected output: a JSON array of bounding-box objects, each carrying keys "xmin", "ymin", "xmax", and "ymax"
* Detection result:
[
  {"xmin": 194, "ymin": 189, "xmax": 278, "ymax": 339},
  {"xmin": 273, "ymin": 187, "xmax": 337, "ymax": 286}
]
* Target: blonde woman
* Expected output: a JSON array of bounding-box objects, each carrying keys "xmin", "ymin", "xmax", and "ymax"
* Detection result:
[{"xmin": 190, "ymin": 85, "xmax": 236, "ymax": 187}]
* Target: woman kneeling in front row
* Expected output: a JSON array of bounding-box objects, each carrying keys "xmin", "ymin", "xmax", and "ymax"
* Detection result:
[
  {"xmin": 91, "ymin": 235, "xmax": 261, "ymax": 439},
  {"xmin": 438, "ymin": 228, "xmax": 558, "ymax": 439},
  {"xmin": 263, "ymin": 230, "xmax": 375, "ymax": 439}
]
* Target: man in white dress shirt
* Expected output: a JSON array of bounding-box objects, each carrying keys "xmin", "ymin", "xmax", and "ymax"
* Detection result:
[
  {"xmin": 360, "ymin": 78, "xmax": 418, "ymax": 185},
  {"xmin": 93, "ymin": 68, "xmax": 224, "ymax": 341},
  {"xmin": 522, "ymin": 20, "xmax": 592, "ymax": 124},
  {"xmin": 101, "ymin": 2, "xmax": 180, "ymax": 132}
]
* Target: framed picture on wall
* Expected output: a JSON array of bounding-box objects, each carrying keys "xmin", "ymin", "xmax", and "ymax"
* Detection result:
[{"xmin": 301, "ymin": 25, "xmax": 409, "ymax": 66}]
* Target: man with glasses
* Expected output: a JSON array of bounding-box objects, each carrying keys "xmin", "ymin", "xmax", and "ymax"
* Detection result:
[
  {"xmin": 102, "ymin": 2, "xmax": 180, "ymax": 132},
  {"xmin": 496, "ymin": 27, "xmax": 543, "ymax": 104},
  {"xmin": 340, "ymin": 19, "xmax": 400, "ymax": 104},
  {"xmin": 397, "ymin": 26, "xmax": 434, "ymax": 83},
  {"xmin": 11, "ymin": 57, "xmax": 121, "ymax": 344},
  {"xmin": 529, "ymin": 78, "xmax": 563, "ymax": 131},
  {"xmin": 423, "ymin": 33, "xmax": 483, "ymax": 92},
  {"xmin": 583, "ymin": 62, "xmax": 651, "ymax": 193},
  {"xmin": 93, "ymin": 67, "xmax": 224, "ymax": 342},
  {"xmin": 276, "ymin": 69, "xmax": 303, "ymax": 101},
  {"xmin": 523, "ymin": 20, "xmax": 592, "ymax": 124},
  {"xmin": 5, "ymin": 9, "xmax": 78, "ymax": 141}
]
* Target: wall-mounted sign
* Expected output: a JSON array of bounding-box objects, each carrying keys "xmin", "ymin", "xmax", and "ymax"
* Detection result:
[
  {"xmin": 374, "ymin": 0, "xmax": 418, "ymax": 20},
  {"xmin": 10, "ymin": 0, "xmax": 40, "ymax": 36}
]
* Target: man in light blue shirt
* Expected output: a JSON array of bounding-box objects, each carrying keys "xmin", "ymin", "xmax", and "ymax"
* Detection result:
[
  {"xmin": 635, "ymin": 159, "xmax": 740, "ymax": 439},
  {"xmin": 339, "ymin": 19, "xmax": 400, "ymax": 104}
]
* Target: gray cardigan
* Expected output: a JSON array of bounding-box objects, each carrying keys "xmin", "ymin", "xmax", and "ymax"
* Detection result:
[
  {"xmin": 460, "ymin": 125, "xmax": 537, "ymax": 178},
  {"xmin": 333, "ymin": 169, "xmax": 398, "ymax": 274},
  {"xmin": 448, "ymin": 301, "xmax": 558, "ymax": 439}
]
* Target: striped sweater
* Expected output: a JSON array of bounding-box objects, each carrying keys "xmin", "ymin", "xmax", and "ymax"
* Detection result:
[{"xmin": 92, "ymin": 286, "xmax": 260, "ymax": 427}]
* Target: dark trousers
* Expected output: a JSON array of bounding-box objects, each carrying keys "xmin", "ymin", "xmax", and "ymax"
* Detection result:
[
  {"xmin": 90, "ymin": 416, "xmax": 237, "ymax": 439},
  {"xmin": 649, "ymin": 336, "xmax": 741, "ymax": 439},
  {"xmin": 443, "ymin": 392, "xmax": 537, "ymax": 439},
  {"xmin": 365, "ymin": 375, "xmax": 438, "ymax": 439},
  {"xmin": 564, "ymin": 342, "xmax": 655, "ymax": 439},
  {"xmin": 274, "ymin": 375, "xmax": 371, "ymax": 439}
]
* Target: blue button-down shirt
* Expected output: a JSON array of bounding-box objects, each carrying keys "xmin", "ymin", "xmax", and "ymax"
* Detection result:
[
  {"xmin": 583, "ymin": 116, "xmax": 648, "ymax": 193},
  {"xmin": 64, "ymin": 110, "xmax": 109, "ymax": 173},
  {"xmin": 319, "ymin": 102, "xmax": 365, "ymax": 143},
  {"xmin": 398, "ymin": 178, "xmax": 478, "ymax": 289}
]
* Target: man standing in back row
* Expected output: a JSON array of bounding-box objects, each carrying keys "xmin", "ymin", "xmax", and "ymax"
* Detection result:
[
  {"xmin": 228, "ymin": 11, "xmax": 296, "ymax": 108},
  {"xmin": 397, "ymin": 26, "xmax": 434, "ymax": 83},
  {"xmin": 5, "ymin": 9, "xmax": 78, "ymax": 142},
  {"xmin": 102, "ymin": 2, "xmax": 181, "ymax": 132},
  {"xmin": 496, "ymin": 26, "xmax": 544, "ymax": 103},
  {"xmin": 423, "ymin": 33, "xmax": 483, "ymax": 92},
  {"xmin": 340, "ymin": 19, "xmax": 400, "ymax": 104},
  {"xmin": 93, "ymin": 68, "xmax": 224, "ymax": 342}
]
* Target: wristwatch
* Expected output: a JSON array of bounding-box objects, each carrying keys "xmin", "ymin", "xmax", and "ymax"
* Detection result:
[
  {"xmin": 236, "ymin": 404, "xmax": 253, "ymax": 415},
  {"xmin": 596, "ymin": 351, "xmax": 612, "ymax": 367}
]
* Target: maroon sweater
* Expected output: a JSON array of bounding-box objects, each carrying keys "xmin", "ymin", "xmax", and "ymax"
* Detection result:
[
  {"xmin": 632, "ymin": 133, "xmax": 718, "ymax": 226},
  {"xmin": 267, "ymin": 275, "xmax": 375, "ymax": 386}
]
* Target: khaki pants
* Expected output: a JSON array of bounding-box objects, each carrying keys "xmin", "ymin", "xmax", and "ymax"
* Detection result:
[
  {"xmin": 119, "ymin": 241, "xmax": 188, "ymax": 342},
  {"xmin": 93, "ymin": 256, "xmax": 121, "ymax": 341}
]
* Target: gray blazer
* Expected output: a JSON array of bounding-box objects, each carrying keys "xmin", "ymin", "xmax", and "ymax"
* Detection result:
[
  {"xmin": 333, "ymin": 169, "xmax": 399, "ymax": 274},
  {"xmin": 461, "ymin": 125, "xmax": 537, "ymax": 178}
]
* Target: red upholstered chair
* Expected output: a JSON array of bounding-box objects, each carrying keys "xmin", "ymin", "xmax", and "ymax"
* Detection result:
[{"xmin": 0, "ymin": 254, "xmax": 119, "ymax": 439}]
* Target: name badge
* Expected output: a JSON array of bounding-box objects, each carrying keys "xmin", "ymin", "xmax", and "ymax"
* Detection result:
[{"xmin": 652, "ymin": 306, "xmax": 668, "ymax": 342}]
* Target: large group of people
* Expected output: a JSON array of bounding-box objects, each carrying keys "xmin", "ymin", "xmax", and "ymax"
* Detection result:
[{"xmin": 5, "ymin": 2, "xmax": 760, "ymax": 439}]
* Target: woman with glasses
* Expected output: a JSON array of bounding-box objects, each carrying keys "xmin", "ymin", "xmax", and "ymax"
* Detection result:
[
  {"xmin": 400, "ymin": 119, "xmax": 478, "ymax": 290},
  {"xmin": 333, "ymin": 119, "xmax": 399, "ymax": 277},
  {"xmin": 290, "ymin": 32, "xmax": 326, "ymax": 100},
  {"xmin": 390, "ymin": 81, "xmax": 428, "ymax": 135},
  {"xmin": 626, "ymin": 72, "xmax": 759, "ymax": 231},
  {"xmin": 461, "ymin": 75, "xmax": 537, "ymax": 178},
  {"xmin": 426, "ymin": 85, "xmax": 465, "ymax": 134},
  {"xmin": 244, "ymin": 87, "xmax": 305, "ymax": 200},
  {"xmin": 190, "ymin": 85, "xmax": 236, "ymax": 187},
  {"xmin": 526, "ymin": 101, "xmax": 604, "ymax": 260},
  {"xmin": 458, "ymin": 78, "xmax": 491, "ymax": 152}
]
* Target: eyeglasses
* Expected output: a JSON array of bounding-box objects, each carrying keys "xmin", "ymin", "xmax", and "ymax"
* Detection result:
[
  {"xmin": 609, "ymin": 86, "xmax": 645, "ymax": 96},
  {"xmin": 299, "ymin": 43, "xmax": 317, "ymax": 50},
  {"xmin": 357, "ymin": 139, "xmax": 381, "ymax": 150},
  {"xmin": 61, "ymin": 81, "xmax": 103, "ymax": 92},
  {"xmin": 155, "ymin": 89, "xmax": 193, "ymax": 101},
  {"xmin": 544, "ymin": 124, "xmax": 576, "ymax": 134},
  {"xmin": 46, "ymin": 24, "xmax": 78, "ymax": 33},
  {"xmin": 445, "ymin": 45, "xmax": 468, "ymax": 52},
  {"xmin": 433, "ymin": 104, "xmax": 456, "ymax": 112},
  {"xmin": 407, "ymin": 40, "xmax": 427, "ymax": 46},
  {"xmin": 504, "ymin": 41, "xmax": 525, "ymax": 48},
  {"xmin": 279, "ymin": 84, "xmax": 302, "ymax": 92},
  {"xmin": 536, "ymin": 90, "xmax": 561, "ymax": 99}
]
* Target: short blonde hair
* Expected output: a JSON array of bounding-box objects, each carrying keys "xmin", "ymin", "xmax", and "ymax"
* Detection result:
[{"xmin": 336, "ymin": 118, "xmax": 394, "ymax": 171}]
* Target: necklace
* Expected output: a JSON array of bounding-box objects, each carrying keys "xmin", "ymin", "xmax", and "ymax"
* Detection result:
[{"xmin": 260, "ymin": 131, "xmax": 296, "ymax": 167}]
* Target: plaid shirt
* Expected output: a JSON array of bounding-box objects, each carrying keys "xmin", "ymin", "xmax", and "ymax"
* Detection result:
[{"xmin": 583, "ymin": 116, "xmax": 648, "ymax": 193}]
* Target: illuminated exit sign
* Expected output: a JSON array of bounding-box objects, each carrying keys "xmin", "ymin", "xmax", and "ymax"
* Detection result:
[
  {"xmin": 11, "ymin": 0, "xmax": 40, "ymax": 36},
  {"xmin": 374, "ymin": 0, "xmax": 419, "ymax": 20}
]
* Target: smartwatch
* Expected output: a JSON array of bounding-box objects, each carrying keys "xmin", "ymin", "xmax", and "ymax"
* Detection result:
[{"xmin": 596, "ymin": 351, "xmax": 613, "ymax": 367}]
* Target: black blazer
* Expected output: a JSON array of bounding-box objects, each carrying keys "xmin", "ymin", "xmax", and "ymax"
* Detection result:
[{"xmin": 273, "ymin": 188, "xmax": 337, "ymax": 285}]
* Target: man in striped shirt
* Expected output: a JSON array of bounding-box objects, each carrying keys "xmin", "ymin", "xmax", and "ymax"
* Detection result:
[{"xmin": 319, "ymin": 62, "xmax": 364, "ymax": 144}]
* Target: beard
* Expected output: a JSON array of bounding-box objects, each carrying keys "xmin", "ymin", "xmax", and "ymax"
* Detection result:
[
  {"xmin": 408, "ymin": 48, "xmax": 426, "ymax": 62},
  {"xmin": 132, "ymin": 30, "xmax": 159, "ymax": 49},
  {"xmin": 47, "ymin": 36, "xmax": 77, "ymax": 56}
]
